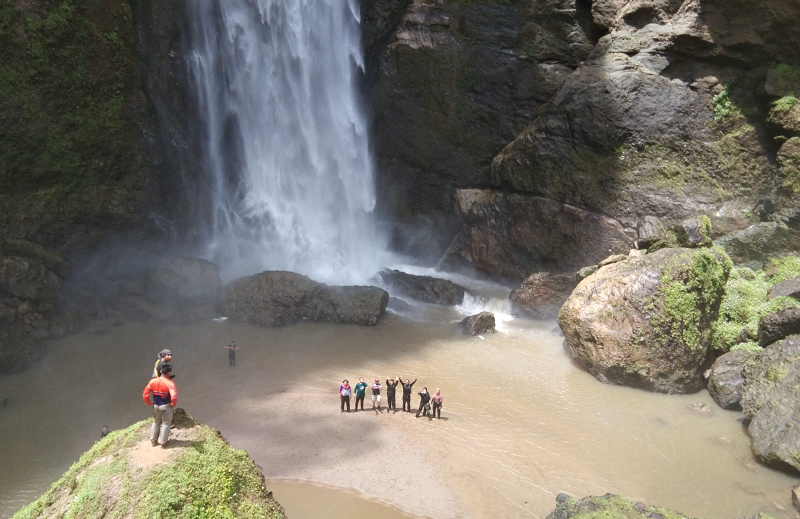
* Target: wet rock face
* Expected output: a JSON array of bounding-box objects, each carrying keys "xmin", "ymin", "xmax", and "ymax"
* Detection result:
[
  {"xmin": 740, "ymin": 336, "xmax": 800, "ymax": 472},
  {"xmin": 510, "ymin": 272, "xmax": 577, "ymax": 319},
  {"xmin": 758, "ymin": 308, "xmax": 800, "ymax": 347},
  {"xmin": 460, "ymin": 311, "xmax": 495, "ymax": 336},
  {"xmin": 378, "ymin": 269, "xmax": 466, "ymax": 305},
  {"xmin": 717, "ymin": 223, "xmax": 800, "ymax": 269},
  {"xmin": 144, "ymin": 257, "xmax": 222, "ymax": 307},
  {"xmin": 769, "ymin": 278, "xmax": 800, "ymax": 301},
  {"xmin": 446, "ymin": 189, "xmax": 634, "ymax": 280},
  {"xmin": 707, "ymin": 349, "xmax": 760, "ymax": 410},
  {"xmin": 558, "ymin": 248, "xmax": 732, "ymax": 393},
  {"xmin": 222, "ymin": 271, "xmax": 389, "ymax": 327}
]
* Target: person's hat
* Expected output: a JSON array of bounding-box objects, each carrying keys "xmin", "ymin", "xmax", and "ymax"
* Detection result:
[{"xmin": 159, "ymin": 349, "xmax": 173, "ymax": 358}]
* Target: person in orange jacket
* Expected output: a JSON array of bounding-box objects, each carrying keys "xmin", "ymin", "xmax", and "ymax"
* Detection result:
[{"xmin": 142, "ymin": 364, "xmax": 178, "ymax": 448}]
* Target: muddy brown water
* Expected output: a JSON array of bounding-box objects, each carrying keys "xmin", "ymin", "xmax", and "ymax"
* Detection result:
[{"xmin": 0, "ymin": 301, "xmax": 796, "ymax": 519}]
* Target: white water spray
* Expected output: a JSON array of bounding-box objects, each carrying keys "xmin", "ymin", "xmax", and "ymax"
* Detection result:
[{"xmin": 187, "ymin": 0, "xmax": 385, "ymax": 284}]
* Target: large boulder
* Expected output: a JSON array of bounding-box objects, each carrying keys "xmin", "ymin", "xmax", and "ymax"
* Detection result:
[
  {"xmin": 740, "ymin": 336, "xmax": 800, "ymax": 472},
  {"xmin": 758, "ymin": 308, "xmax": 800, "ymax": 347},
  {"xmin": 510, "ymin": 272, "xmax": 578, "ymax": 319},
  {"xmin": 0, "ymin": 256, "xmax": 60, "ymax": 300},
  {"xmin": 144, "ymin": 257, "xmax": 222, "ymax": 306},
  {"xmin": 222, "ymin": 271, "xmax": 389, "ymax": 327},
  {"xmin": 378, "ymin": 269, "xmax": 465, "ymax": 305},
  {"xmin": 707, "ymin": 348, "xmax": 761, "ymax": 409},
  {"xmin": 558, "ymin": 247, "xmax": 732, "ymax": 393},
  {"xmin": 768, "ymin": 277, "xmax": 800, "ymax": 301},
  {"xmin": 460, "ymin": 312, "xmax": 495, "ymax": 336}
]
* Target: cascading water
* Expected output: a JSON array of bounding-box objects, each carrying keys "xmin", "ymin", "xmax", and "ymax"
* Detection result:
[{"xmin": 187, "ymin": 0, "xmax": 385, "ymax": 284}]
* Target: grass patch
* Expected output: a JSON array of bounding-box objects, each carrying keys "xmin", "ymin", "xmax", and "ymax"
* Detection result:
[{"xmin": 712, "ymin": 85, "xmax": 734, "ymax": 122}]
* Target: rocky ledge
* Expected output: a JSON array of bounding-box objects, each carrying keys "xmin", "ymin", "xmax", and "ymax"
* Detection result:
[
  {"xmin": 11, "ymin": 410, "xmax": 285, "ymax": 519},
  {"xmin": 546, "ymin": 493, "xmax": 771, "ymax": 519}
]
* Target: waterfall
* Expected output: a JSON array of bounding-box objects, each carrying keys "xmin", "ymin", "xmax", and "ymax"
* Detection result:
[{"xmin": 186, "ymin": 0, "xmax": 384, "ymax": 284}]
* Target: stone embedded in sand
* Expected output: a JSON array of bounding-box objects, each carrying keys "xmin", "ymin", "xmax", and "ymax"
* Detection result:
[
  {"xmin": 378, "ymin": 269, "xmax": 466, "ymax": 305},
  {"xmin": 222, "ymin": 270, "xmax": 389, "ymax": 327},
  {"xmin": 460, "ymin": 312, "xmax": 495, "ymax": 336},
  {"xmin": 558, "ymin": 247, "xmax": 732, "ymax": 393}
]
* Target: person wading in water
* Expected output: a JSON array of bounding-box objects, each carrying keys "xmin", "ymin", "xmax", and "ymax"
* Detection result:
[
  {"xmin": 340, "ymin": 380, "xmax": 351, "ymax": 413},
  {"xmin": 399, "ymin": 375, "xmax": 416, "ymax": 412},
  {"xmin": 224, "ymin": 342, "xmax": 239, "ymax": 367}
]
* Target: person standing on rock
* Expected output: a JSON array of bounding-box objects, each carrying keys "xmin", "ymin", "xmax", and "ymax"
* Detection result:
[
  {"xmin": 353, "ymin": 377, "xmax": 368, "ymax": 412},
  {"xmin": 371, "ymin": 378, "xmax": 382, "ymax": 411},
  {"xmin": 152, "ymin": 349, "xmax": 173, "ymax": 378},
  {"xmin": 431, "ymin": 388, "xmax": 443, "ymax": 419},
  {"xmin": 400, "ymin": 375, "xmax": 417, "ymax": 412},
  {"xmin": 224, "ymin": 342, "xmax": 239, "ymax": 367},
  {"xmin": 385, "ymin": 377, "xmax": 398, "ymax": 412},
  {"xmin": 416, "ymin": 387, "xmax": 431, "ymax": 418},
  {"xmin": 142, "ymin": 364, "xmax": 177, "ymax": 448},
  {"xmin": 340, "ymin": 379, "xmax": 351, "ymax": 413}
]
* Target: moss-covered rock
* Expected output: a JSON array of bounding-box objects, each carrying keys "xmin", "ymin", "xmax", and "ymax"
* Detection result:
[
  {"xmin": 558, "ymin": 247, "xmax": 732, "ymax": 393},
  {"xmin": 546, "ymin": 493, "xmax": 697, "ymax": 519},
  {"xmin": 11, "ymin": 410, "xmax": 286, "ymax": 519}
]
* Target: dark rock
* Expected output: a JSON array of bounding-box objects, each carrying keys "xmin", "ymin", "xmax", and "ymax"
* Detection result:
[
  {"xmin": 758, "ymin": 309, "xmax": 800, "ymax": 347},
  {"xmin": 144, "ymin": 257, "xmax": 222, "ymax": 306},
  {"xmin": 222, "ymin": 271, "xmax": 389, "ymax": 327},
  {"xmin": 740, "ymin": 336, "xmax": 800, "ymax": 471},
  {"xmin": 378, "ymin": 270, "xmax": 465, "ymax": 305},
  {"xmin": 708, "ymin": 349, "xmax": 761, "ymax": 409},
  {"xmin": 636, "ymin": 216, "xmax": 661, "ymax": 250},
  {"xmin": 510, "ymin": 272, "xmax": 577, "ymax": 319},
  {"xmin": 680, "ymin": 217, "xmax": 713, "ymax": 248},
  {"xmin": 717, "ymin": 223, "xmax": 800, "ymax": 268},
  {"xmin": 460, "ymin": 312, "xmax": 495, "ymax": 336},
  {"xmin": 0, "ymin": 256, "xmax": 60, "ymax": 300},
  {"xmin": 768, "ymin": 278, "xmax": 800, "ymax": 301},
  {"xmin": 1, "ymin": 239, "xmax": 70, "ymax": 278},
  {"xmin": 558, "ymin": 248, "xmax": 732, "ymax": 393},
  {"xmin": 446, "ymin": 189, "xmax": 634, "ymax": 281},
  {"xmin": 556, "ymin": 492, "xmax": 572, "ymax": 504}
]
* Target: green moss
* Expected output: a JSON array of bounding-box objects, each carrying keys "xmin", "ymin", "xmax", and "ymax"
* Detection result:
[
  {"xmin": 13, "ymin": 414, "xmax": 285, "ymax": 519},
  {"xmin": 712, "ymin": 258, "xmax": 800, "ymax": 351},
  {"xmin": 767, "ymin": 364, "xmax": 790, "ymax": 382},
  {"xmin": 655, "ymin": 249, "xmax": 732, "ymax": 351},
  {"xmin": 553, "ymin": 494, "xmax": 694, "ymax": 519},
  {"xmin": 730, "ymin": 341, "xmax": 763, "ymax": 353},
  {"xmin": 773, "ymin": 93, "xmax": 798, "ymax": 112}
]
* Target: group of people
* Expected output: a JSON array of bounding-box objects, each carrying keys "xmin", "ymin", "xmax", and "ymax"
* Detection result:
[{"xmin": 339, "ymin": 376, "xmax": 444, "ymax": 419}]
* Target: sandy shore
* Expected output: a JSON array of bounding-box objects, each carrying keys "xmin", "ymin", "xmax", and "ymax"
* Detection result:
[{"xmin": 213, "ymin": 386, "xmax": 462, "ymax": 519}]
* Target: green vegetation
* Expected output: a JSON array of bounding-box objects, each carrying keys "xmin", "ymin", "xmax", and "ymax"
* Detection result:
[
  {"xmin": 773, "ymin": 93, "xmax": 798, "ymax": 112},
  {"xmin": 0, "ymin": 0, "xmax": 142, "ymax": 244},
  {"xmin": 13, "ymin": 413, "xmax": 285, "ymax": 519},
  {"xmin": 768, "ymin": 64, "xmax": 800, "ymax": 96},
  {"xmin": 712, "ymin": 255, "xmax": 800, "ymax": 351},
  {"xmin": 552, "ymin": 494, "xmax": 693, "ymax": 519},
  {"xmin": 712, "ymin": 85, "xmax": 734, "ymax": 122},
  {"xmin": 655, "ymin": 248, "xmax": 732, "ymax": 351}
]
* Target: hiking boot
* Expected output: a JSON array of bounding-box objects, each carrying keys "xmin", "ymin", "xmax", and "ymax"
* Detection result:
[
  {"xmin": 160, "ymin": 441, "xmax": 169, "ymax": 449},
  {"xmin": 150, "ymin": 440, "xmax": 159, "ymax": 447}
]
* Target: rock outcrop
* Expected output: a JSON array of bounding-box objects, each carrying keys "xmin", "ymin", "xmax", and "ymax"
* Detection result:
[
  {"xmin": 707, "ymin": 348, "xmax": 760, "ymax": 410},
  {"xmin": 768, "ymin": 278, "xmax": 800, "ymax": 301},
  {"xmin": 510, "ymin": 272, "xmax": 577, "ymax": 319},
  {"xmin": 546, "ymin": 493, "xmax": 697, "ymax": 519},
  {"xmin": 144, "ymin": 257, "xmax": 222, "ymax": 306},
  {"xmin": 558, "ymin": 248, "xmax": 732, "ymax": 393},
  {"xmin": 716, "ymin": 223, "xmax": 800, "ymax": 268},
  {"xmin": 740, "ymin": 336, "xmax": 800, "ymax": 472},
  {"xmin": 758, "ymin": 308, "xmax": 800, "ymax": 347},
  {"xmin": 222, "ymin": 271, "xmax": 389, "ymax": 327},
  {"xmin": 378, "ymin": 269, "xmax": 465, "ymax": 305},
  {"xmin": 460, "ymin": 312, "xmax": 495, "ymax": 336},
  {"xmin": 10, "ymin": 410, "xmax": 285, "ymax": 519}
]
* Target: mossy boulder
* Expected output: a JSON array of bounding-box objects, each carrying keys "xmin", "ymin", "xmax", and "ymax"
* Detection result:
[
  {"xmin": 778, "ymin": 137, "xmax": 800, "ymax": 195},
  {"xmin": 378, "ymin": 269, "xmax": 466, "ymax": 305},
  {"xmin": 546, "ymin": 493, "xmax": 697, "ymax": 519},
  {"xmin": 740, "ymin": 336, "xmax": 800, "ymax": 473},
  {"xmin": 716, "ymin": 223, "xmax": 800, "ymax": 268},
  {"xmin": 11, "ymin": 409, "xmax": 285, "ymax": 519},
  {"xmin": 558, "ymin": 247, "xmax": 732, "ymax": 393}
]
